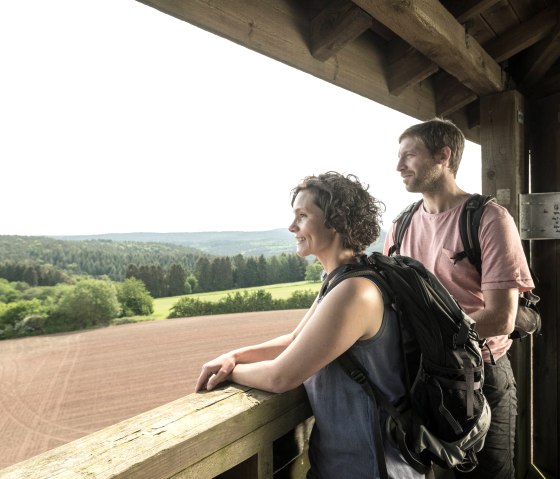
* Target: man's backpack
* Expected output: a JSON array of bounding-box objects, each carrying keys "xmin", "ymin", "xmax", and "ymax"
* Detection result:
[
  {"xmin": 320, "ymin": 253, "xmax": 491, "ymax": 479},
  {"xmin": 388, "ymin": 193, "xmax": 541, "ymax": 340}
]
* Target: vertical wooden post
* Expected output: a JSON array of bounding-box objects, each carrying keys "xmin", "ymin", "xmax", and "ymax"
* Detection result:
[
  {"xmin": 257, "ymin": 447, "xmax": 273, "ymax": 479},
  {"xmin": 528, "ymin": 92, "xmax": 560, "ymax": 478},
  {"xmin": 480, "ymin": 90, "xmax": 531, "ymax": 478}
]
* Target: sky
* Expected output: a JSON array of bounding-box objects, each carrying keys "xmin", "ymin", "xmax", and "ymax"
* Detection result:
[{"xmin": 0, "ymin": 0, "xmax": 481, "ymax": 236}]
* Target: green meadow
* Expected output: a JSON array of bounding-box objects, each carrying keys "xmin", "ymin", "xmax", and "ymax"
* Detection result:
[{"xmin": 131, "ymin": 281, "xmax": 322, "ymax": 321}]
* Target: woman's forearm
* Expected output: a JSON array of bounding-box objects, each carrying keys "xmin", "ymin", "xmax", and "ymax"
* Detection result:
[{"xmin": 230, "ymin": 333, "xmax": 294, "ymax": 363}]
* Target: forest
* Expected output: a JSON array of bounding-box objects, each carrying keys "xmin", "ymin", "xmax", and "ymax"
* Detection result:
[
  {"xmin": 0, "ymin": 235, "xmax": 316, "ymax": 340},
  {"xmin": 0, "ymin": 236, "xmax": 310, "ymax": 296}
]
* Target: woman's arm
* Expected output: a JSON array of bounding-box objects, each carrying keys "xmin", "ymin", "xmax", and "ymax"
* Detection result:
[
  {"xmin": 195, "ymin": 298, "xmax": 320, "ymax": 392},
  {"xmin": 231, "ymin": 277, "xmax": 383, "ymax": 393}
]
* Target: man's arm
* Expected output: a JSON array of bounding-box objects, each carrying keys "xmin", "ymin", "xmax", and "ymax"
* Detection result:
[{"xmin": 469, "ymin": 288, "xmax": 518, "ymax": 338}]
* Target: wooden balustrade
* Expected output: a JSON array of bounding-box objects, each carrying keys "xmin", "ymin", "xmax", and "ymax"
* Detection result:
[{"xmin": 0, "ymin": 385, "xmax": 313, "ymax": 479}]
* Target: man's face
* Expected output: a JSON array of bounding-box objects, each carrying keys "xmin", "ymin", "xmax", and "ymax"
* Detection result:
[{"xmin": 397, "ymin": 136, "xmax": 443, "ymax": 193}]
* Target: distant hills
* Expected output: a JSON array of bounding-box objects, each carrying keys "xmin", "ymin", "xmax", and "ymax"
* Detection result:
[
  {"xmin": 52, "ymin": 228, "xmax": 387, "ymax": 257},
  {"xmin": 52, "ymin": 229, "xmax": 297, "ymax": 257}
]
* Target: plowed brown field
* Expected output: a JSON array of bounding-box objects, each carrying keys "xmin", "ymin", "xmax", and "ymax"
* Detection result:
[{"xmin": 0, "ymin": 310, "xmax": 304, "ymax": 470}]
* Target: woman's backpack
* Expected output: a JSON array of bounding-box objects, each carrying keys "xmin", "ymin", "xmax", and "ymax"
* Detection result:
[{"xmin": 320, "ymin": 253, "xmax": 491, "ymax": 479}]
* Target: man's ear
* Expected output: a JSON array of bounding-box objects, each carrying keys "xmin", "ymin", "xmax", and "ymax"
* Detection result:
[{"xmin": 436, "ymin": 146, "xmax": 452, "ymax": 166}]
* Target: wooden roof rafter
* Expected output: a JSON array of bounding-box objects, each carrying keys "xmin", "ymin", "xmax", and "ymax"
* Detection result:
[{"xmin": 136, "ymin": 0, "xmax": 560, "ymax": 143}]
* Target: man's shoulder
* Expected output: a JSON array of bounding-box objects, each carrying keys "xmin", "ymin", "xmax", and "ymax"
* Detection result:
[{"xmin": 480, "ymin": 198, "xmax": 514, "ymax": 222}]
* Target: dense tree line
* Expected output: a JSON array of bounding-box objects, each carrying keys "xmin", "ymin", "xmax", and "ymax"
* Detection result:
[
  {"xmin": 0, "ymin": 237, "xmax": 310, "ymax": 292},
  {"xmin": 0, "ymin": 260, "xmax": 70, "ymax": 286},
  {"xmin": 124, "ymin": 253, "xmax": 309, "ymax": 298},
  {"xmin": 0, "ymin": 236, "xmax": 202, "ymax": 281},
  {"xmin": 195, "ymin": 254, "xmax": 308, "ymax": 292}
]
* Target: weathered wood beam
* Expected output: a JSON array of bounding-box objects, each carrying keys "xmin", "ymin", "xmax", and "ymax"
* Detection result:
[
  {"xmin": 434, "ymin": 72, "xmax": 478, "ymax": 117},
  {"xmin": 353, "ymin": 0, "xmax": 503, "ymax": 95},
  {"xmin": 386, "ymin": 0, "xmax": 504, "ymax": 97},
  {"xmin": 483, "ymin": 5, "xmax": 558, "ymax": 63},
  {"xmin": 520, "ymin": 23, "xmax": 560, "ymax": 89},
  {"xmin": 310, "ymin": 0, "xmax": 372, "ymax": 61},
  {"xmin": 384, "ymin": 37, "xmax": 438, "ymax": 95},
  {"xmin": 134, "ymin": 0, "xmax": 443, "ymax": 131},
  {"xmin": 0, "ymin": 385, "xmax": 313, "ymax": 479}
]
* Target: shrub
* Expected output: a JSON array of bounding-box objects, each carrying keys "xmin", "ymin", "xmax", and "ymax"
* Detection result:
[
  {"xmin": 0, "ymin": 299, "xmax": 46, "ymax": 329},
  {"xmin": 117, "ymin": 278, "xmax": 154, "ymax": 317},
  {"xmin": 282, "ymin": 289, "xmax": 316, "ymax": 309},
  {"xmin": 168, "ymin": 288, "xmax": 312, "ymax": 318},
  {"xmin": 56, "ymin": 279, "xmax": 120, "ymax": 329}
]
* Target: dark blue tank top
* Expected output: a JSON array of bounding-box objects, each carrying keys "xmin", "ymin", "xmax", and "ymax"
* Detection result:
[{"xmin": 303, "ymin": 277, "xmax": 424, "ymax": 479}]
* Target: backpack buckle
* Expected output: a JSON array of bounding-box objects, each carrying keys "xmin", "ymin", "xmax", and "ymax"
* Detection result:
[{"xmin": 350, "ymin": 369, "xmax": 367, "ymax": 384}]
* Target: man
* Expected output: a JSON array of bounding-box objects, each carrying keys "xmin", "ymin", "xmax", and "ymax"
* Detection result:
[{"xmin": 383, "ymin": 118, "xmax": 534, "ymax": 479}]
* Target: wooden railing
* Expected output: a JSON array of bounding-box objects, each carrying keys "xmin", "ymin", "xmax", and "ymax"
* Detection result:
[{"xmin": 0, "ymin": 385, "xmax": 313, "ymax": 479}]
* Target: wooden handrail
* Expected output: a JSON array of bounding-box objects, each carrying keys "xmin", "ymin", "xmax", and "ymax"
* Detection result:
[{"xmin": 0, "ymin": 385, "xmax": 313, "ymax": 479}]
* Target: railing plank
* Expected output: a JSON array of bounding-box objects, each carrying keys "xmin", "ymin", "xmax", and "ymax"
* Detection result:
[{"xmin": 0, "ymin": 385, "xmax": 312, "ymax": 479}]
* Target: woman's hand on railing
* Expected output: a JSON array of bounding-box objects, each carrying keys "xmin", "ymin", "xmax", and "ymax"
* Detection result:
[{"xmin": 195, "ymin": 353, "xmax": 237, "ymax": 392}]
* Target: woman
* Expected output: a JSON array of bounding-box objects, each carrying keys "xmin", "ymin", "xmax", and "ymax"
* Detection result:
[{"xmin": 195, "ymin": 172, "xmax": 423, "ymax": 478}]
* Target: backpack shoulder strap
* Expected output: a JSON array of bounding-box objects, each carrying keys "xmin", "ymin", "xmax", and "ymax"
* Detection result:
[
  {"xmin": 456, "ymin": 194, "xmax": 494, "ymax": 275},
  {"xmin": 387, "ymin": 200, "xmax": 422, "ymax": 257},
  {"xmin": 338, "ymin": 350, "xmax": 429, "ymax": 476}
]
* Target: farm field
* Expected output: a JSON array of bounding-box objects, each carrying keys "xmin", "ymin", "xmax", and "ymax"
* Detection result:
[{"xmin": 0, "ymin": 309, "xmax": 305, "ymax": 470}]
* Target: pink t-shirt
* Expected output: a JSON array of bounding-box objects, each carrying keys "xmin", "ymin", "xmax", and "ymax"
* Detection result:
[{"xmin": 383, "ymin": 198, "xmax": 534, "ymax": 362}]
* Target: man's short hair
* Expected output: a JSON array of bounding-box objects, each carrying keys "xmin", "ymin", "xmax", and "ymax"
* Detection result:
[{"xmin": 399, "ymin": 118, "xmax": 465, "ymax": 176}]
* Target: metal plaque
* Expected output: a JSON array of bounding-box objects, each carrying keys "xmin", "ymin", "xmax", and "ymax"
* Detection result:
[{"xmin": 519, "ymin": 193, "xmax": 560, "ymax": 240}]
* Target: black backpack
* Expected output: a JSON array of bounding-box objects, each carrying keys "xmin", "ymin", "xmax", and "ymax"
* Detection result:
[
  {"xmin": 388, "ymin": 194, "xmax": 541, "ymax": 340},
  {"xmin": 320, "ymin": 253, "xmax": 491, "ymax": 479}
]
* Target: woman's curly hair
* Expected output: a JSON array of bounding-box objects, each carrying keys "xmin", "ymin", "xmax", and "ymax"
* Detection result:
[{"xmin": 291, "ymin": 171, "xmax": 385, "ymax": 254}]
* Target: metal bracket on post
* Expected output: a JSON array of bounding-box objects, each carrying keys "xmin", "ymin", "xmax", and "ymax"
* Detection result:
[{"xmin": 519, "ymin": 193, "xmax": 560, "ymax": 240}]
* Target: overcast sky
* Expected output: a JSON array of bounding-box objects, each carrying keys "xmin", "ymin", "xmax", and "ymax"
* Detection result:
[{"xmin": 0, "ymin": 0, "xmax": 481, "ymax": 236}]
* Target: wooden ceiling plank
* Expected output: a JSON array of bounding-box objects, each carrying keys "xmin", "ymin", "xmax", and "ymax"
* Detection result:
[
  {"xmin": 310, "ymin": 0, "xmax": 373, "ymax": 61},
  {"xmin": 352, "ymin": 0, "xmax": 504, "ymax": 95},
  {"xmin": 520, "ymin": 24, "xmax": 560, "ymax": 88},
  {"xmin": 480, "ymin": 0, "xmax": 519, "ymax": 36},
  {"xmin": 434, "ymin": 73, "xmax": 478, "ymax": 117},
  {"xmin": 442, "ymin": 0, "xmax": 503, "ymax": 24},
  {"xmin": 483, "ymin": 5, "xmax": 558, "ymax": 63}
]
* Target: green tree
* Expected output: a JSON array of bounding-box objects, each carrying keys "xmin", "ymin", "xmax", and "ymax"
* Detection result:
[
  {"xmin": 117, "ymin": 278, "xmax": 154, "ymax": 317},
  {"xmin": 185, "ymin": 274, "xmax": 198, "ymax": 293},
  {"xmin": 211, "ymin": 257, "xmax": 234, "ymax": 291},
  {"xmin": 232, "ymin": 254, "xmax": 247, "ymax": 288},
  {"xmin": 0, "ymin": 278, "xmax": 22, "ymax": 303},
  {"xmin": 195, "ymin": 257, "xmax": 212, "ymax": 292},
  {"xmin": 167, "ymin": 263, "xmax": 187, "ymax": 296},
  {"xmin": 305, "ymin": 261, "xmax": 323, "ymax": 282},
  {"xmin": 257, "ymin": 255, "xmax": 268, "ymax": 286},
  {"xmin": 57, "ymin": 279, "xmax": 120, "ymax": 329}
]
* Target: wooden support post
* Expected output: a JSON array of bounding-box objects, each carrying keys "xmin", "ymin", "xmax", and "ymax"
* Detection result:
[
  {"xmin": 480, "ymin": 90, "xmax": 525, "ymax": 219},
  {"xmin": 257, "ymin": 447, "xmax": 273, "ymax": 479},
  {"xmin": 480, "ymin": 90, "xmax": 532, "ymax": 477},
  {"xmin": 528, "ymin": 92, "xmax": 560, "ymax": 478}
]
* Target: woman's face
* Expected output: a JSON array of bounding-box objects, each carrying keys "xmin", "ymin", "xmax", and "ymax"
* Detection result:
[{"xmin": 288, "ymin": 189, "xmax": 336, "ymax": 258}]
